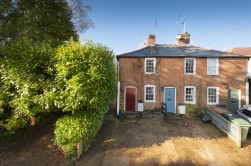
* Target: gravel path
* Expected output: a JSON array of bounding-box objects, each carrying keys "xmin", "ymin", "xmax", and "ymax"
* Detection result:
[{"xmin": 75, "ymin": 111, "xmax": 251, "ymax": 166}]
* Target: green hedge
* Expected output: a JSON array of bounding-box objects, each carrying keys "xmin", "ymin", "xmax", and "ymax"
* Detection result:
[
  {"xmin": 53, "ymin": 39, "xmax": 116, "ymax": 113},
  {"xmin": 54, "ymin": 111, "xmax": 105, "ymax": 156},
  {"xmin": 0, "ymin": 38, "xmax": 116, "ymax": 154},
  {"xmin": 53, "ymin": 39, "xmax": 116, "ymax": 157}
]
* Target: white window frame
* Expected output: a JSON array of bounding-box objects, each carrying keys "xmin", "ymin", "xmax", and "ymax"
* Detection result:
[
  {"xmin": 248, "ymin": 58, "xmax": 251, "ymax": 73},
  {"xmin": 145, "ymin": 58, "xmax": 156, "ymax": 74},
  {"xmin": 207, "ymin": 87, "xmax": 219, "ymax": 105},
  {"xmin": 184, "ymin": 58, "xmax": 196, "ymax": 75},
  {"xmin": 144, "ymin": 85, "xmax": 155, "ymax": 103},
  {"xmin": 184, "ymin": 86, "xmax": 196, "ymax": 104},
  {"xmin": 207, "ymin": 58, "xmax": 219, "ymax": 75}
]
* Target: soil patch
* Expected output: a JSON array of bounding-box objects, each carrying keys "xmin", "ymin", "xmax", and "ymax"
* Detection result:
[{"xmin": 0, "ymin": 119, "xmax": 69, "ymax": 166}]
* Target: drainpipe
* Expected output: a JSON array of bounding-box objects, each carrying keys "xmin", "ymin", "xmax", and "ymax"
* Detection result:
[
  {"xmin": 246, "ymin": 81, "xmax": 249, "ymax": 105},
  {"xmin": 116, "ymin": 59, "xmax": 120, "ymax": 116}
]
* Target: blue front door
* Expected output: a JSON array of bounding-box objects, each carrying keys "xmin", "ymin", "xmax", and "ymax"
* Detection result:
[{"xmin": 164, "ymin": 88, "xmax": 176, "ymax": 113}]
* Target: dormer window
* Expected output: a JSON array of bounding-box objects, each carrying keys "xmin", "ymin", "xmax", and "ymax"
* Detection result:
[{"xmin": 145, "ymin": 58, "xmax": 156, "ymax": 74}]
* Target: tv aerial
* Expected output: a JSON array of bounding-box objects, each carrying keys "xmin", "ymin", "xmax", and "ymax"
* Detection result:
[
  {"xmin": 182, "ymin": 17, "xmax": 188, "ymax": 33},
  {"xmin": 176, "ymin": 13, "xmax": 180, "ymax": 34},
  {"xmin": 176, "ymin": 14, "xmax": 188, "ymax": 34}
]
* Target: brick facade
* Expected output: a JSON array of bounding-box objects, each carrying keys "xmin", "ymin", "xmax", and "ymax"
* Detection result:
[{"xmin": 118, "ymin": 57, "xmax": 247, "ymax": 112}]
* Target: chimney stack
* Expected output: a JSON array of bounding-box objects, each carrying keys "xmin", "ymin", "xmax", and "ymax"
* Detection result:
[
  {"xmin": 176, "ymin": 32, "xmax": 190, "ymax": 45},
  {"xmin": 148, "ymin": 34, "xmax": 156, "ymax": 46}
]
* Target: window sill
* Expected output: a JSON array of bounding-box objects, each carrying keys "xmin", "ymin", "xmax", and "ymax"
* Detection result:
[
  {"xmin": 207, "ymin": 103, "xmax": 219, "ymax": 105},
  {"xmin": 184, "ymin": 102, "xmax": 196, "ymax": 104},
  {"xmin": 144, "ymin": 101, "xmax": 155, "ymax": 103},
  {"xmin": 145, "ymin": 72, "xmax": 155, "ymax": 74},
  {"xmin": 207, "ymin": 74, "xmax": 219, "ymax": 76},
  {"xmin": 185, "ymin": 73, "xmax": 196, "ymax": 75}
]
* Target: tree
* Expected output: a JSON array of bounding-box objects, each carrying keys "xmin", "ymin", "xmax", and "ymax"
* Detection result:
[
  {"xmin": 0, "ymin": 0, "xmax": 16, "ymax": 43},
  {"xmin": 0, "ymin": 0, "xmax": 82, "ymax": 46},
  {"xmin": 67, "ymin": 0, "xmax": 93, "ymax": 33}
]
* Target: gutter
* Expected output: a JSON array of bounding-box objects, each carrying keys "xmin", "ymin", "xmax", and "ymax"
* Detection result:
[{"xmin": 116, "ymin": 56, "xmax": 250, "ymax": 59}]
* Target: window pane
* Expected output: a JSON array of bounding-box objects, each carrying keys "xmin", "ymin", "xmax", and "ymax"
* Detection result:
[
  {"xmin": 208, "ymin": 88, "xmax": 217, "ymax": 104},
  {"xmin": 208, "ymin": 58, "xmax": 218, "ymax": 75},
  {"xmin": 146, "ymin": 59, "xmax": 154, "ymax": 73},
  {"xmin": 145, "ymin": 86, "xmax": 154, "ymax": 101},
  {"xmin": 208, "ymin": 66, "xmax": 216, "ymax": 74},
  {"xmin": 185, "ymin": 87, "xmax": 195, "ymax": 103},
  {"xmin": 210, "ymin": 89, "xmax": 216, "ymax": 95},
  {"xmin": 185, "ymin": 59, "xmax": 194, "ymax": 74}
]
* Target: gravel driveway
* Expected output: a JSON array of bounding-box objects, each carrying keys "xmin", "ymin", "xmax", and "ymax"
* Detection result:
[{"xmin": 75, "ymin": 110, "xmax": 251, "ymax": 166}]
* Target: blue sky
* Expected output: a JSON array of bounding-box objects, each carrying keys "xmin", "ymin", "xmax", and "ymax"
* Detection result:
[{"xmin": 82, "ymin": 0, "xmax": 251, "ymax": 55}]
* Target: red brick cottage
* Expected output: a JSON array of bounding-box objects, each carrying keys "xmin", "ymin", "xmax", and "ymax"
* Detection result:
[{"xmin": 116, "ymin": 33, "xmax": 250, "ymax": 115}]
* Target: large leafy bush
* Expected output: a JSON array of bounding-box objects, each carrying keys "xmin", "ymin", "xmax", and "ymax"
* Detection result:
[
  {"xmin": 0, "ymin": 38, "xmax": 56, "ymax": 148},
  {"xmin": 53, "ymin": 40, "xmax": 116, "ymax": 156},
  {"xmin": 53, "ymin": 40, "xmax": 116, "ymax": 113},
  {"xmin": 0, "ymin": 38, "xmax": 55, "ymax": 129},
  {"xmin": 0, "ymin": 38, "xmax": 116, "ymax": 156}
]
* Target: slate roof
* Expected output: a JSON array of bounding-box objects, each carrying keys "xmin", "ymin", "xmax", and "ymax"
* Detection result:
[{"xmin": 117, "ymin": 44, "xmax": 248, "ymax": 58}]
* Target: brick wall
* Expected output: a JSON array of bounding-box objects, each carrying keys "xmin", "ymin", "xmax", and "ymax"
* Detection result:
[{"xmin": 119, "ymin": 57, "xmax": 247, "ymax": 111}]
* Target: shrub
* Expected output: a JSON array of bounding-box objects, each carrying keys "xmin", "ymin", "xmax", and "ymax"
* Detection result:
[
  {"xmin": 54, "ymin": 111, "xmax": 105, "ymax": 157},
  {"xmin": 0, "ymin": 38, "xmax": 56, "ymax": 146},
  {"xmin": 0, "ymin": 38, "xmax": 116, "ymax": 157},
  {"xmin": 0, "ymin": 37, "xmax": 55, "ymax": 119},
  {"xmin": 53, "ymin": 39, "xmax": 116, "ymax": 157},
  {"xmin": 186, "ymin": 104, "xmax": 203, "ymax": 118},
  {"xmin": 53, "ymin": 39, "xmax": 116, "ymax": 113}
]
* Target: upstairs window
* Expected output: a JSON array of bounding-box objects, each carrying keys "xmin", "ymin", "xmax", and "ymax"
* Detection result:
[
  {"xmin": 207, "ymin": 58, "xmax": 219, "ymax": 75},
  {"xmin": 207, "ymin": 87, "xmax": 219, "ymax": 104},
  {"xmin": 184, "ymin": 86, "xmax": 196, "ymax": 104},
  {"xmin": 185, "ymin": 58, "xmax": 196, "ymax": 74},
  {"xmin": 145, "ymin": 58, "xmax": 156, "ymax": 74}
]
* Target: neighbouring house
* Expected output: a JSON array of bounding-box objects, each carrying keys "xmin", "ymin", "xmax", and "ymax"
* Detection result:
[
  {"xmin": 116, "ymin": 33, "xmax": 251, "ymax": 115},
  {"xmin": 227, "ymin": 47, "xmax": 251, "ymax": 56},
  {"xmin": 227, "ymin": 47, "xmax": 251, "ymax": 104}
]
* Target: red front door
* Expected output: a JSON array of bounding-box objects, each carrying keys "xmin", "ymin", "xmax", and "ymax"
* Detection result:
[{"xmin": 125, "ymin": 87, "xmax": 136, "ymax": 112}]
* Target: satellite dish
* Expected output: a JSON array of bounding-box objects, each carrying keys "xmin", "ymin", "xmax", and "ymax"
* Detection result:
[
  {"xmin": 176, "ymin": 35, "xmax": 181, "ymax": 39},
  {"xmin": 137, "ymin": 36, "xmax": 148, "ymax": 49}
]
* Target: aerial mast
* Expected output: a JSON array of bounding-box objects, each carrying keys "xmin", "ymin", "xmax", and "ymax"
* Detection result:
[
  {"xmin": 182, "ymin": 17, "xmax": 188, "ymax": 33},
  {"xmin": 176, "ymin": 13, "xmax": 180, "ymax": 34}
]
